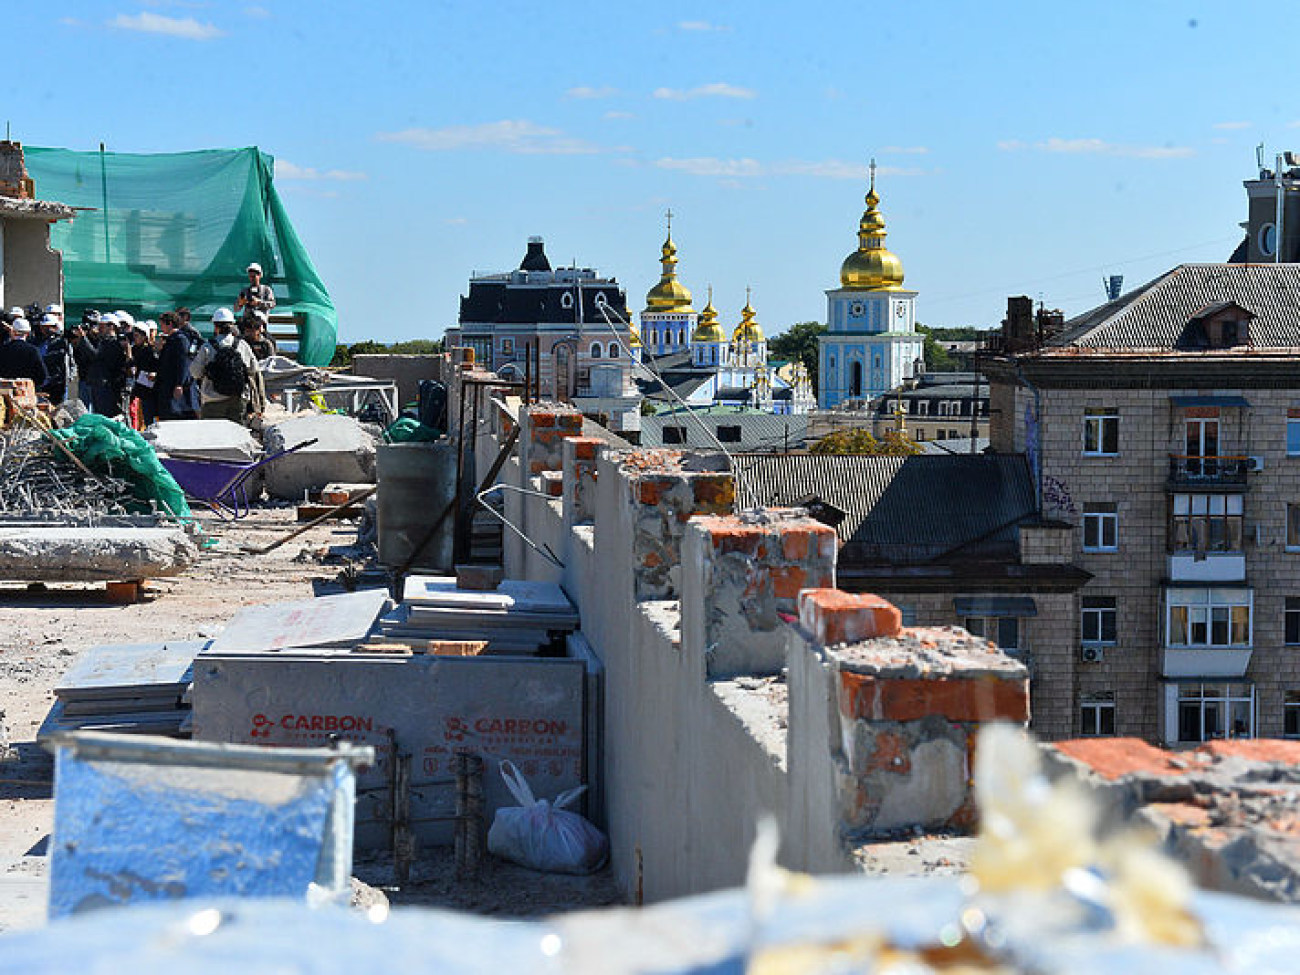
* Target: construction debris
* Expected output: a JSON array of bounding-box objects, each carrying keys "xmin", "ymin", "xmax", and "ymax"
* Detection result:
[
  {"xmin": 0, "ymin": 430, "xmax": 137, "ymax": 519},
  {"xmin": 203, "ymin": 589, "xmax": 391, "ymax": 655},
  {"xmin": 262, "ymin": 414, "xmax": 378, "ymax": 500}
]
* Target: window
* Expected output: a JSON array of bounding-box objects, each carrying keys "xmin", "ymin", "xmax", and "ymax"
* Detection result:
[
  {"xmin": 1285, "ymin": 691, "xmax": 1300, "ymax": 738},
  {"xmin": 1171, "ymin": 494, "xmax": 1242, "ymax": 552},
  {"xmin": 1080, "ymin": 692, "xmax": 1116, "ymax": 737},
  {"xmin": 1082, "ymin": 503, "xmax": 1118, "ymax": 552},
  {"xmin": 589, "ymin": 342, "xmax": 603, "ymax": 359},
  {"xmin": 1289, "ymin": 504, "xmax": 1300, "ymax": 550},
  {"xmin": 1083, "ymin": 408, "xmax": 1119, "ymax": 455},
  {"xmin": 663, "ymin": 425, "xmax": 687, "ymax": 445},
  {"xmin": 1166, "ymin": 588, "xmax": 1252, "ymax": 648},
  {"xmin": 1288, "ymin": 598, "xmax": 1300, "ymax": 645},
  {"xmin": 717, "ymin": 425, "xmax": 742, "ymax": 444},
  {"xmin": 963, "ymin": 616, "xmax": 1020, "ymax": 651},
  {"xmin": 1082, "ymin": 596, "xmax": 1117, "ymax": 645},
  {"xmin": 1289, "ymin": 412, "xmax": 1300, "ymax": 456},
  {"xmin": 1177, "ymin": 682, "xmax": 1254, "ymax": 742},
  {"xmin": 609, "ymin": 344, "xmax": 619, "ymax": 358}
]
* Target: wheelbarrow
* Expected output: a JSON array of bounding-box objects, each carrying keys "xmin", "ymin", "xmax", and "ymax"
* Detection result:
[{"xmin": 160, "ymin": 438, "xmax": 318, "ymax": 520}]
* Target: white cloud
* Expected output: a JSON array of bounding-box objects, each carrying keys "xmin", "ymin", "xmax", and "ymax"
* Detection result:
[
  {"xmin": 653, "ymin": 82, "xmax": 756, "ymax": 101},
  {"xmin": 655, "ymin": 157, "xmax": 764, "ymax": 177},
  {"xmin": 275, "ymin": 160, "xmax": 366, "ymax": 182},
  {"xmin": 107, "ymin": 11, "xmax": 224, "ymax": 39},
  {"xmin": 1213, "ymin": 121, "xmax": 1251, "ymax": 130},
  {"xmin": 566, "ymin": 85, "xmax": 618, "ymax": 99},
  {"xmin": 998, "ymin": 137, "xmax": 1193, "ymax": 159},
  {"xmin": 376, "ymin": 120, "xmax": 606, "ymax": 155},
  {"xmin": 654, "ymin": 157, "xmax": 910, "ymax": 180},
  {"xmin": 678, "ymin": 20, "xmax": 730, "ymax": 32},
  {"xmin": 603, "ymin": 110, "xmax": 635, "ymax": 120}
]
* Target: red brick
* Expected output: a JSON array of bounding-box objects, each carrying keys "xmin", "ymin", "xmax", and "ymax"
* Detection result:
[
  {"xmin": 771, "ymin": 565, "xmax": 807, "ymax": 599},
  {"xmin": 529, "ymin": 460, "xmax": 546, "ymax": 475},
  {"xmin": 569, "ymin": 437, "xmax": 602, "ymax": 461},
  {"xmin": 813, "ymin": 525, "xmax": 838, "ymax": 559},
  {"xmin": 864, "ymin": 729, "xmax": 911, "ymax": 774},
  {"xmin": 637, "ymin": 475, "xmax": 677, "ymax": 506},
  {"xmin": 105, "ymin": 580, "xmax": 144, "ymax": 604},
  {"xmin": 799, "ymin": 589, "xmax": 901, "ymax": 645},
  {"xmin": 709, "ymin": 527, "xmax": 763, "ymax": 557},
  {"xmin": 557, "ymin": 413, "xmax": 583, "ymax": 431},
  {"xmin": 529, "ymin": 411, "xmax": 556, "ymax": 428},
  {"xmin": 840, "ymin": 673, "xmax": 1030, "ymax": 724},
  {"xmin": 781, "ymin": 528, "xmax": 812, "ymax": 561}
]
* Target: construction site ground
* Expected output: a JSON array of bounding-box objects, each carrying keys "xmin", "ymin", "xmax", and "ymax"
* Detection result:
[{"xmin": 0, "ymin": 505, "xmax": 621, "ymax": 929}]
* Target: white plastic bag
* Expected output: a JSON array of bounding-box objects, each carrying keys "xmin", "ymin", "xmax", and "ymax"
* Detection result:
[{"xmin": 486, "ymin": 760, "xmax": 608, "ymax": 875}]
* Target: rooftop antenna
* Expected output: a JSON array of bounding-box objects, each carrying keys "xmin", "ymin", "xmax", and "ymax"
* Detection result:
[{"xmin": 1257, "ymin": 143, "xmax": 1267, "ymax": 177}]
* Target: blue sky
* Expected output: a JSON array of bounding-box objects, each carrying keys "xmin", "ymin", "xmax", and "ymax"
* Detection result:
[{"xmin": 9, "ymin": 1, "xmax": 1297, "ymax": 342}]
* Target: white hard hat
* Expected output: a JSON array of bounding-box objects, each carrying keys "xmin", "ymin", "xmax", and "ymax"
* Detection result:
[
  {"xmin": 246, "ymin": 262, "xmax": 263, "ymax": 274},
  {"xmin": 41, "ymin": 314, "xmax": 61, "ymax": 328},
  {"xmin": 44, "ymin": 303, "xmax": 63, "ymax": 315},
  {"xmin": 8, "ymin": 306, "xmax": 22, "ymax": 318},
  {"xmin": 115, "ymin": 310, "xmax": 135, "ymax": 327},
  {"xmin": 11, "ymin": 318, "xmax": 30, "ymax": 334},
  {"xmin": 212, "ymin": 307, "xmax": 236, "ymax": 325},
  {"xmin": 98, "ymin": 312, "xmax": 118, "ymax": 325}
]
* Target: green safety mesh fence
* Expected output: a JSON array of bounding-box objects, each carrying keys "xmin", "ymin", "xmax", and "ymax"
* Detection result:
[
  {"xmin": 24, "ymin": 146, "xmax": 337, "ymax": 365},
  {"xmin": 51, "ymin": 414, "xmax": 191, "ymax": 519}
]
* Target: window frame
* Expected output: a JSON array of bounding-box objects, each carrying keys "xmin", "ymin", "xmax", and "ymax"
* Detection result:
[
  {"xmin": 716, "ymin": 425, "xmax": 742, "ymax": 444},
  {"xmin": 963, "ymin": 616, "xmax": 1021, "ymax": 652},
  {"xmin": 1079, "ymin": 692, "xmax": 1116, "ymax": 737},
  {"xmin": 1288, "ymin": 503, "xmax": 1300, "ymax": 550},
  {"xmin": 1165, "ymin": 588, "xmax": 1253, "ymax": 649},
  {"xmin": 1285, "ymin": 690, "xmax": 1300, "ymax": 739},
  {"xmin": 1171, "ymin": 494, "xmax": 1243, "ymax": 553},
  {"xmin": 1288, "ymin": 414, "xmax": 1300, "ymax": 457},
  {"xmin": 1081, "ymin": 596, "xmax": 1118, "ymax": 645},
  {"xmin": 1287, "ymin": 598, "xmax": 1300, "ymax": 646},
  {"xmin": 1082, "ymin": 503, "xmax": 1119, "ymax": 552},
  {"xmin": 1083, "ymin": 408, "xmax": 1120, "ymax": 456}
]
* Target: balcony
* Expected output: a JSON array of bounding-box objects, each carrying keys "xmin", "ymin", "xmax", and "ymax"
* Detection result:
[
  {"xmin": 1167, "ymin": 552, "xmax": 1246, "ymax": 583},
  {"xmin": 1161, "ymin": 646, "xmax": 1253, "ymax": 679},
  {"xmin": 1167, "ymin": 455, "xmax": 1249, "ymax": 490}
]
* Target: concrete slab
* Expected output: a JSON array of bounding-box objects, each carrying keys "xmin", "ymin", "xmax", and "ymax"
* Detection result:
[
  {"xmin": 192, "ymin": 653, "xmax": 587, "ymax": 850},
  {"xmin": 204, "ymin": 590, "xmax": 390, "ymax": 655},
  {"xmin": 0, "ymin": 861, "xmax": 48, "ymax": 934},
  {"xmin": 263, "ymin": 414, "xmax": 377, "ymax": 500},
  {"xmin": 145, "ymin": 419, "xmax": 262, "ymax": 463},
  {"xmin": 56, "ymin": 641, "xmax": 206, "ymax": 700},
  {"xmin": 0, "ymin": 527, "xmax": 199, "ymax": 582}
]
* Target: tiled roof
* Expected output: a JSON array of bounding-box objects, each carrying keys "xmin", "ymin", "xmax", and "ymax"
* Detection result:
[
  {"xmin": 731, "ymin": 453, "xmax": 1036, "ymax": 564},
  {"xmin": 1050, "ymin": 264, "xmax": 1300, "ymax": 349}
]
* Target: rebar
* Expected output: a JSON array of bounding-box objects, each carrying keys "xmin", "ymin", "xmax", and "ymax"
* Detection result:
[{"xmin": 0, "ymin": 425, "xmax": 135, "ymax": 523}]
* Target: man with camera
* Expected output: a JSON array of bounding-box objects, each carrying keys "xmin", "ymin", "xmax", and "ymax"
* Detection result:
[{"xmin": 236, "ymin": 262, "xmax": 276, "ymax": 323}]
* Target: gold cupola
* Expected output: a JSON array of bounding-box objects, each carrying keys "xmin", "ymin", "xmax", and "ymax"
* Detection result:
[
  {"xmin": 839, "ymin": 160, "xmax": 905, "ymax": 291},
  {"xmin": 732, "ymin": 289, "xmax": 764, "ymax": 344},
  {"xmin": 692, "ymin": 286, "xmax": 725, "ymax": 342},
  {"xmin": 643, "ymin": 212, "xmax": 695, "ymax": 313}
]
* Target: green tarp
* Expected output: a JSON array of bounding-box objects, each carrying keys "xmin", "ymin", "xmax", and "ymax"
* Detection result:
[{"xmin": 25, "ymin": 147, "xmax": 336, "ymax": 365}]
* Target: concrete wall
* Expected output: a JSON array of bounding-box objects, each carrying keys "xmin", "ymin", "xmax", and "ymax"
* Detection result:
[
  {"xmin": 2, "ymin": 218, "xmax": 62, "ymax": 311},
  {"xmin": 477, "ymin": 400, "xmax": 1032, "ymax": 903},
  {"xmin": 352, "ymin": 354, "xmax": 451, "ymax": 409}
]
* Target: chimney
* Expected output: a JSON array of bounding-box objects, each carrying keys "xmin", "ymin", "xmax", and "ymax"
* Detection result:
[
  {"xmin": 0, "ymin": 141, "xmax": 34, "ymax": 200},
  {"xmin": 1002, "ymin": 295, "xmax": 1035, "ymax": 352},
  {"xmin": 520, "ymin": 236, "xmax": 552, "ymax": 273}
]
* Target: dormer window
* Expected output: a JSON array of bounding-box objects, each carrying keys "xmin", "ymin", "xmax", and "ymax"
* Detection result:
[{"xmin": 1178, "ymin": 301, "xmax": 1255, "ymax": 350}]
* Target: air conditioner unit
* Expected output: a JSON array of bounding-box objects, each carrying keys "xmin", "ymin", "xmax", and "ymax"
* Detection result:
[
  {"xmin": 1247, "ymin": 455, "xmax": 1265, "ymax": 472},
  {"xmin": 1080, "ymin": 645, "xmax": 1105, "ymax": 664}
]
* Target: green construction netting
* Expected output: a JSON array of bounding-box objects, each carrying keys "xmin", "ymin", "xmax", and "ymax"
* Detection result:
[
  {"xmin": 51, "ymin": 414, "xmax": 191, "ymax": 519},
  {"xmin": 24, "ymin": 146, "xmax": 336, "ymax": 365}
]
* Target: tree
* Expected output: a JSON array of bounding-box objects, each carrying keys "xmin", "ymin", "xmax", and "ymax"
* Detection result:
[
  {"xmin": 330, "ymin": 337, "xmax": 445, "ymax": 367},
  {"xmin": 810, "ymin": 427, "xmax": 922, "ymax": 456},
  {"xmin": 768, "ymin": 321, "xmax": 827, "ymax": 390},
  {"xmin": 915, "ymin": 324, "xmax": 959, "ymax": 372}
]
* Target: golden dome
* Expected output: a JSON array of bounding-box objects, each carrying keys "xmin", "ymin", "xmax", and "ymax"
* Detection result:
[
  {"xmin": 628, "ymin": 322, "xmax": 643, "ymax": 348},
  {"xmin": 692, "ymin": 286, "xmax": 725, "ymax": 343},
  {"xmin": 732, "ymin": 290, "xmax": 764, "ymax": 344},
  {"xmin": 840, "ymin": 162, "xmax": 905, "ymax": 291},
  {"xmin": 644, "ymin": 215, "xmax": 695, "ymax": 313}
]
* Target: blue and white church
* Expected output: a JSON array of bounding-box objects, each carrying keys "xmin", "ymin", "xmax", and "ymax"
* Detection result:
[{"xmin": 818, "ymin": 163, "xmax": 924, "ymax": 408}]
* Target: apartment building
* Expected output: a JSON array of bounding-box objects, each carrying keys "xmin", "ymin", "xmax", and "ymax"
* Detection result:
[{"xmin": 982, "ymin": 264, "xmax": 1300, "ymax": 745}]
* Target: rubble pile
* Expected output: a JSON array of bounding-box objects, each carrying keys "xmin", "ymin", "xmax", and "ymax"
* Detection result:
[{"xmin": 0, "ymin": 428, "xmax": 137, "ymax": 520}]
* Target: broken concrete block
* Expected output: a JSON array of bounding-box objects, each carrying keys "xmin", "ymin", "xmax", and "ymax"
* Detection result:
[
  {"xmin": 0, "ymin": 527, "xmax": 199, "ymax": 582},
  {"xmin": 144, "ymin": 420, "xmax": 262, "ymax": 464},
  {"xmin": 262, "ymin": 414, "xmax": 377, "ymax": 500}
]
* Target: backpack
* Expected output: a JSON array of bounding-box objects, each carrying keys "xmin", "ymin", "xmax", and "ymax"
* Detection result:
[{"xmin": 205, "ymin": 342, "xmax": 248, "ymax": 397}]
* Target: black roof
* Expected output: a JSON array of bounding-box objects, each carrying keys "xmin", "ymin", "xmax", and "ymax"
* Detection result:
[
  {"xmin": 732, "ymin": 453, "xmax": 1037, "ymax": 565},
  {"xmin": 520, "ymin": 239, "xmax": 551, "ymax": 272},
  {"xmin": 459, "ymin": 279, "xmax": 630, "ymax": 327},
  {"xmin": 1049, "ymin": 264, "xmax": 1300, "ymax": 349}
]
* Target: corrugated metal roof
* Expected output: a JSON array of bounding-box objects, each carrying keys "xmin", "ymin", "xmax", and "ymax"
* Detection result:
[
  {"xmin": 1051, "ymin": 264, "xmax": 1300, "ymax": 349},
  {"xmin": 732, "ymin": 453, "xmax": 1036, "ymax": 564}
]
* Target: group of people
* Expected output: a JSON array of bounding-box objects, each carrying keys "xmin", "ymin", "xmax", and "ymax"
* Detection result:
[{"xmin": 0, "ymin": 263, "xmax": 280, "ymax": 429}]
